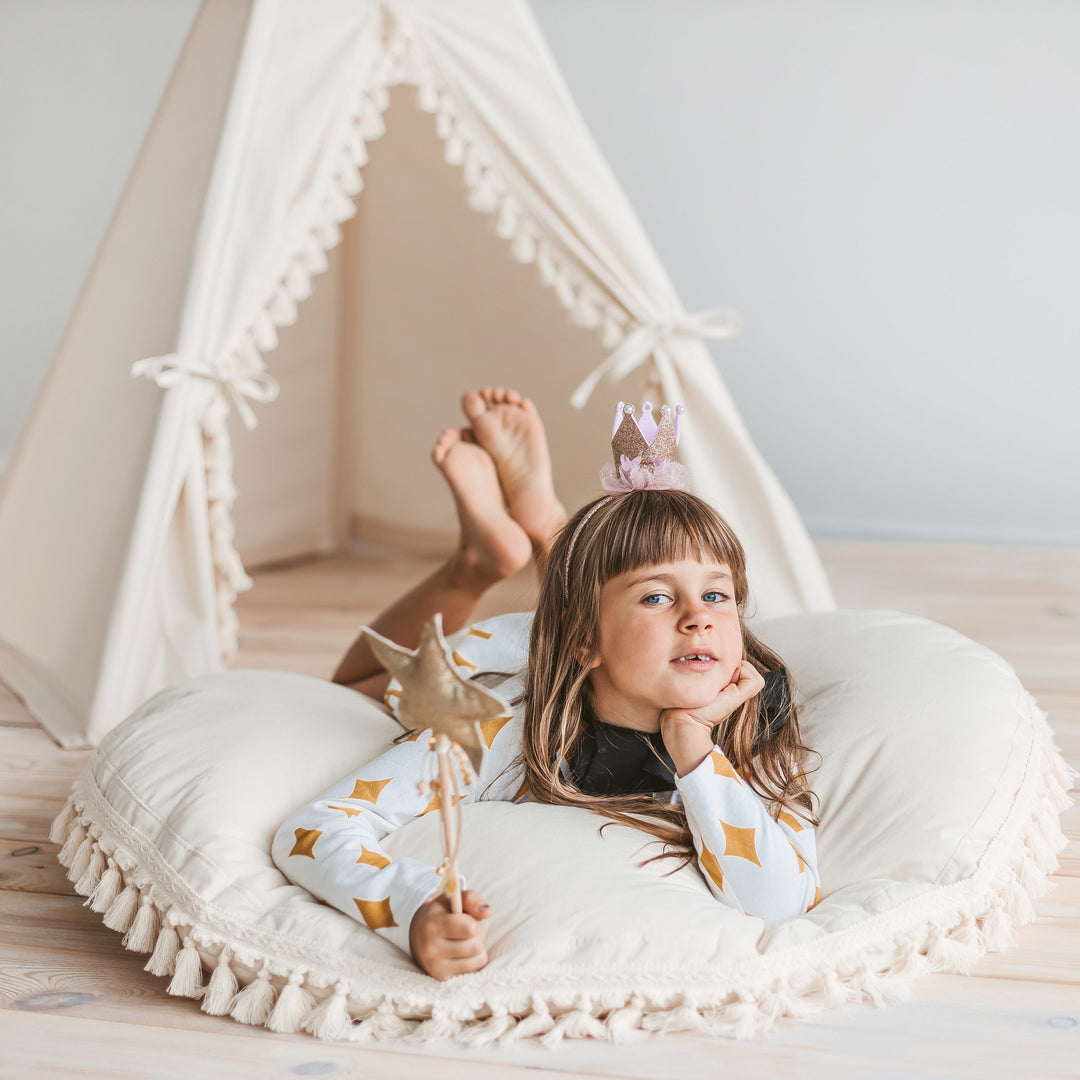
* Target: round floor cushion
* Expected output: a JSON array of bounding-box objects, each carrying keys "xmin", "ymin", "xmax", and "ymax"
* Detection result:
[{"xmin": 53, "ymin": 609, "xmax": 1074, "ymax": 1046}]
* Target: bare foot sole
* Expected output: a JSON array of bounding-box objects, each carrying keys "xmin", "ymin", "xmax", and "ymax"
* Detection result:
[
  {"xmin": 460, "ymin": 388, "xmax": 567, "ymax": 554},
  {"xmin": 432, "ymin": 427, "xmax": 532, "ymax": 586}
]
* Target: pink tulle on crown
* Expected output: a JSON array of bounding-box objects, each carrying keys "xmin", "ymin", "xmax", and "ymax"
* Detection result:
[{"xmin": 599, "ymin": 401, "xmax": 692, "ymax": 493}]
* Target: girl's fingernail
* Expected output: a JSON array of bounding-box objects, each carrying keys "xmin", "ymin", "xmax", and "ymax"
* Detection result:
[{"xmin": 479, "ymin": 903, "xmax": 491, "ymax": 911}]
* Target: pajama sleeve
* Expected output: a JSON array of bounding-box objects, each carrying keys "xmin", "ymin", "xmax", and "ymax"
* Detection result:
[
  {"xmin": 272, "ymin": 714, "xmax": 525, "ymax": 957},
  {"xmin": 272, "ymin": 617, "xmax": 529, "ymax": 960},
  {"xmin": 675, "ymin": 746, "xmax": 820, "ymax": 921}
]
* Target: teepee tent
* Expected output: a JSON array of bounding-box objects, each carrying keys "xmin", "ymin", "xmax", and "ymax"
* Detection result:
[{"xmin": 0, "ymin": 0, "xmax": 834, "ymax": 748}]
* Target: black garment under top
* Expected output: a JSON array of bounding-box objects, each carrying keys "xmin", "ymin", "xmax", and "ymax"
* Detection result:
[{"xmin": 567, "ymin": 669, "xmax": 791, "ymax": 797}]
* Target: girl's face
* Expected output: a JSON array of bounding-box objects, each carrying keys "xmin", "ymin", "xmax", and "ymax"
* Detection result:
[{"xmin": 587, "ymin": 557, "xmax": 743, "ymax": 732}]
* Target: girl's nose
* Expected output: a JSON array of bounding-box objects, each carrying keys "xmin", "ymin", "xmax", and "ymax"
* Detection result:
[{"xmin": 680, "ymin": 606, "xmax": 713, "ymax": 632}]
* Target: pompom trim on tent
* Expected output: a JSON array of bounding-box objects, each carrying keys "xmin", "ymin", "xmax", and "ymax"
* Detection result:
[
  {"xmin": 190, "ymin": 0, "xmax": 634, "ymax": 662},
  {"xmin": 52, "ymin": 691, "xmax": 1075, "ymax": 1046}
]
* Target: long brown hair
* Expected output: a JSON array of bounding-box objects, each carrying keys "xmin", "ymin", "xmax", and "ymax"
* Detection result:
[{"xmin": 520, "ymin": 490, "xmax": 819, "ymax": 869}]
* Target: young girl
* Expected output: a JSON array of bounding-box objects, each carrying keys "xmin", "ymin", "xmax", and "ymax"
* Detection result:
[{"xmin": 272, "ymin": 389, "xmax": 820, "ymax": 982}]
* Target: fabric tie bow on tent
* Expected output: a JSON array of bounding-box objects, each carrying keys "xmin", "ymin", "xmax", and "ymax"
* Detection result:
[
  {"xmin": 569, "ymin": 307, "xmax": 744, "ymax": 409},
  {"xmin": 132, "ymin": 354, "xmax": 280, "ymax": 431}
]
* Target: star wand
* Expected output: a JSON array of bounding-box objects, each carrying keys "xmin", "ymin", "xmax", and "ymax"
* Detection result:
[{"xmin": 361, "ymin": 615, "xmax": 508, "ymax": 914}]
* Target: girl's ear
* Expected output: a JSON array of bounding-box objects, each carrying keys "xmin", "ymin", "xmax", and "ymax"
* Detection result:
[{"xmin": 576, "ymin": 647, "xmax": 601, "ymax": 670}]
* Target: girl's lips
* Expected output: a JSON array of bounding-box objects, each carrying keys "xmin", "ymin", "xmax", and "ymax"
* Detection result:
[{"xmin": 671, "ymin": 653, "xmax": 717, "ymax": 671}]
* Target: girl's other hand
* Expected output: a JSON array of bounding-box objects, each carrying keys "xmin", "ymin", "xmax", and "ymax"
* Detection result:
[{"xmin": 409, "ymin": 889, "xmax": 492, "ymax": 980}]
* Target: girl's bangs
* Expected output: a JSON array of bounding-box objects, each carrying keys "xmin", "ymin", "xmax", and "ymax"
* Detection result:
[{"xmin": 595, "ymin": 492, "xmax": 741, "ymax": 583}]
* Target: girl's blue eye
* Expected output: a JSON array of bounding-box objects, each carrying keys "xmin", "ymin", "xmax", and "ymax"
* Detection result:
[
  {"xmin": 703, "ymin": 590, "xmax": 728, "ymax": 603},
  {"xmin": 642, "ymin": 594, "xmax": 666, "ymax": 606}
]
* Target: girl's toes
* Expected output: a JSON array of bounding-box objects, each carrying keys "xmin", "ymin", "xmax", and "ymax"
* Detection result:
[
  {"xmin": 461, "ymin": 390, "xmax": 487, "ymax": 423},
  {"xmin": 432, "ymin": 427, "xmax": 460, "ymax": 465}
]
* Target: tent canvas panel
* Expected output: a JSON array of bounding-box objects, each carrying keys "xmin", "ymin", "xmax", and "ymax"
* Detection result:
[{"xmin": 0, "ymin": 0, "xmax": 834, "ymax": 748}]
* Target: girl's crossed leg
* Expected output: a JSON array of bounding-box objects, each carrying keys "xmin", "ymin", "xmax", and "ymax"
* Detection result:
[{"xmin": 332, "ymin": 388, "xmax": 566, "ymax": 695}]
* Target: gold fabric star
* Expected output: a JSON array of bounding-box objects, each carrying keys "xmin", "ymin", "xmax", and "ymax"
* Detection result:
[
  {"xmin": 479, "ymin": 715, "xmax": 513, "ymax": 749},
  {"xmin": 720, "ymin": 820, "xmax": 761, "ymax": 866},
  {"xmin": 327, "ymin": 804, "xmax": 362, "ymax": 819},
  {"xmin": 362, "ymin": 615, "xmax": 508, "ymax": 771},
  {"xmin": 777, "ymin": 809, "xmax": 804, "ymax": 832},
  {"xmin": 342, "ymin": 777, "xmax": 393, "ymax": 805},
  {"xmin": 356, "ymin": 846, "xmax": 391, "ymax": 869},
  {"xmin": 699, "ymin": 843, "xmax": 725, "ymax": 891},
  {"xmin": 289, "ymin": 828, "xmax": 322, "ymax": 859},
  {"xmin": 710, "ymin": 748, "xmax": 741, "ymax": 783},
  {"xmin": 353, "ymin": 897, "xmax": 397, "ymax": 931}
]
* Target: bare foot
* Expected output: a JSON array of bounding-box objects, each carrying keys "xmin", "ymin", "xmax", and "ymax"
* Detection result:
[
  {"xmin": 432, "ymin": 427, "xmax": 532, "ymax": 587},
  {"xmin": 460, "ymin": 388, "xmax": 567, "ymax": 558}
]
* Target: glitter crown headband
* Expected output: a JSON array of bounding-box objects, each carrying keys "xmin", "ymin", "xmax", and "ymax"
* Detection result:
[
  {"xmin": 600, "ymin": 401, "xmax": 691, "ymax": 494},
  {"xmin": 563, "ymin": 401, "xmax": 692, "ymax": 602}
]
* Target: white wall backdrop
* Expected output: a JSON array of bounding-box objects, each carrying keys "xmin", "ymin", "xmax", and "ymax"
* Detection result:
[{"xmin": 2, "ymin": 0, "xmax": 1077, "ymax": 543}]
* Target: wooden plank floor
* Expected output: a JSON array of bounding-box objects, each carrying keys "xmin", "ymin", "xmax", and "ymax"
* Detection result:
[{"xmin": 3, "ymin": 540, "xmax": 1079, "ymax": 1079}]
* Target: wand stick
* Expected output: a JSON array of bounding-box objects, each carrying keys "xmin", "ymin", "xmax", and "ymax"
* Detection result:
[{"xmin": 434, "ymin": 734, "xmax": 463, "ymax": 914}]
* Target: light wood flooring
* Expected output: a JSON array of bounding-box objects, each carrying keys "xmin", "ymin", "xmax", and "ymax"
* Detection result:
[{"xmin": 3, "ymin": 540, "xmax": 1079, "ymax": 1079}]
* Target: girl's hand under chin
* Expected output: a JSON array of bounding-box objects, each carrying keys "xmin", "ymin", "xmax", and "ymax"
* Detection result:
[{"xmin": 660, "ymin": 661, "xmax": 766, "ymax": 777}]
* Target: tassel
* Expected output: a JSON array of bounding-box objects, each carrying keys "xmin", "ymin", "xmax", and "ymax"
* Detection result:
[
  {"xmin": 102, "ymin": 883, "xmax": 140, "ymax": 933},
  {"xmin": 87, "ymin": 860, "xmax": 122, "ymax": 913},
  {"xmin": 284, "ymin": 260, "xmax": 312, "ymax": 304},
  {"xmin": 349, "ymin": 1002, "xmax": 414, "ymax": 1042},
  {"xmin": 1017, "ymin": 854, "xmax": 1044, "ymax": 896},
  {"xmin": 74, "ymin": 845, "xmax": 106, "ymax": 896},
  {"xmin": 510, "ymin": 227, "xmax": 537, "ymax": 264},
  {"xmin": 145, "ymin": 922, "xmax": 181, "ymax": 977},
  {"xmin": 925, "ymin": 925, "xmax": 973, "ymax": 974},
  {"xmin": 303, "ymin": 981, "xmax": 352, "ymax": 1041},
  {"xmin": 266, "ymin": 971, "xmax": 315, "ymax": 1033},
  {"xmin": 641, "ymin": 1005, "xmax": 704, "ymax": 1034},
  {"xmin": 202, "ymin": 948, "xmax": 240, "ymax": 1016},
  {"xmin": 540, "ymin": 1010, "xmax": 605, "ymax": 1048},
  {"xmin": 68, "ymin": 832, "xmax": 95, "ymax": 883},
  {"xmin": 123, "ymin": 896, "xmax": 159, "ymax": 953},
  {"xmin": 457, "ymin": 1008, "xmax": 514, "ymax": 1048},
  {"xmin": 727, "ymin": 998, "xmax": 764, "ymax": 1040},
  {"xmin": 167, "ymin": 936, "xmax": 205, "ymax": 998},
  {"xmin": 252, "ymin": 309, "xmax": 278, "ymax": 353},
  {"xmin": 1004, "ymin": 878, "xmax": 1037, "ymax": 923},
  {"xmin": 409, "ymin": 1008, "xmax": 458, "ymax": 1045},
  {"xmin": 230, "ymin": 964, "xmax": 277, "ymax": 1026},
  {"xmin": 58, "ymin": 820, "xmax": 86, "ymax": 868},
  {"xmin": 500, "ymin": 997, "xmax": 554, "ymax": 1044},
  {"xmin": 49, "ymin": 799, "xmax": 76, "ymax": 845},
  {"xmin": 604, "ymin": 1003, "xmax": 647, "ymax": 1043},
  {"xmin": 980, "ymin": 901, "xmax": 1015, "ymax": 952}
]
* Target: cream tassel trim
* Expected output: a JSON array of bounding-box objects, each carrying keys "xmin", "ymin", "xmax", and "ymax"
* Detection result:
[
  {"xmin": 86, "ymin": 859, "xmax": 122, "ymax": 913},
  {"xmin": 123, "ymin": 895, "xmax": 160, "ymax": 953},
  {"xmin": 201, "ymin": 947, "xmax": 240, "ymax": 1016},
  {"xmin": 102, "ymin": 883, "xmax": 140, "ymax": 933},
  {"xmin": 54, "ymin": 678, "xmax": 1075, "ymax": 1046},
  {"xmin": 229, "ymin": 963, "xmax": 277, "ymax": 1026},
  {"xmin": 266, "ymin": 970, "xmax": 316, "ymax": 1033},
  {"xmin": 303, "ymin": 981, "xmax": 353, "ymax": 1041},
  {"xmin": 168, "ymin": 936, "xmax": 205, "ymax": 998},
  {"xmin": 73, "ymin": 844, "xmax": 106, "ymax": 896},
  {"xmin": 49, "ymin": 798, "xmax": 76, "ymax": 845},
  {"xmin": 68, "ymin": 830, "xmax": 96, "ymax": 883},
  {"xmin": 145, "ymin": 923, "xmax": 181, "ymax": 977}
]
